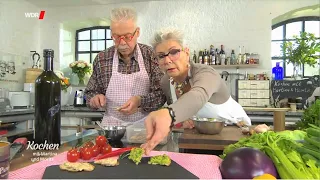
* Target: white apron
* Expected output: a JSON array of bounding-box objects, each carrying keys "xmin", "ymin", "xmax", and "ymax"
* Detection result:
[
  {"xmin": 101, "ymin": 45, "xmax": 150, "ymax": 126},
  {"xmin": 169, "ymin": 80, "xmax": 252, "ymax": 126}
]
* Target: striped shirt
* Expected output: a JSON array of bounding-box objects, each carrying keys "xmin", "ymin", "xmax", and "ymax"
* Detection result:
[{"xmin": 84, "ymin": 43, "xmax": 166, "ymax": 112}]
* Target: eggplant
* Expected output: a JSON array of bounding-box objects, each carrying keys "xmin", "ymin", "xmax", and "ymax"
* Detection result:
[{"xmin": 219, "ymin": 147, "xmax": 278, "ymax": 179}]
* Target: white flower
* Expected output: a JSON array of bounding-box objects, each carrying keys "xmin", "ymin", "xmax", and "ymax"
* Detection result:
[
  {"xmin": 54, "ymin": 71, "xmax": 64, "ymax": 79},
  {"xmin": 70, "ymin": 62, "xmax": 76, "ymax": 67},
  {"xmin": 78, "ymin": 60, "xmax": 86, "ymax": 64},
  {"xmin": 77, "ymin": 63, "xmax": 85, "ymax": 68}
]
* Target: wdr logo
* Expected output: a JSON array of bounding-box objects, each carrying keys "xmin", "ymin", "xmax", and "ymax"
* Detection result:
[{"xmin": 25, "ymin": 10, "xmax": 46, "ymax": 20}]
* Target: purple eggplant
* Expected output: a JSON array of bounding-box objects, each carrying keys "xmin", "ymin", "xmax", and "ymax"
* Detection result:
[{"xmin": 219, "ymin": 147, "xmax": 278, "ymax": 179}]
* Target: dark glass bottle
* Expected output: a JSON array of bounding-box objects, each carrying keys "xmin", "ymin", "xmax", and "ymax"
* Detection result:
[
  {"xmin": 210, "ymin": 45, "xmax": 215, "ymax": 65},
  {"xmin": 192, "ymin": 50, "xmax": 197, "ymax": 63},
  {"xmin": 219, "ymin": 45, "xmax": 225, "ymax": 65},
  {"xmin": 215, "ymin": 48, "xmax": 220, "ymax": 65},
  {"xmin": 34, "ymin": 49, "xmax": 61, "ymax": 148}
]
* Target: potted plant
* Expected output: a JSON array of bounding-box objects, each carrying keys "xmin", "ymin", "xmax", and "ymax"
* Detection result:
[
  {"xmin": 69, "ymin": 60, "xmax": 92, "ymax": 85},
  {"xmin": 281, "ymin": 31, "xmax": 320, "ymax": 80}
]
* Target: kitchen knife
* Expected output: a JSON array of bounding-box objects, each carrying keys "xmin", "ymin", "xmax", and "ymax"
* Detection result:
[{"xmin": 10, "ymin": 137, "xmax": 27, "ymax": 160}]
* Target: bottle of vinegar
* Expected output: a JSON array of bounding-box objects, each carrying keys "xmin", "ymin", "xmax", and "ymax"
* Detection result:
[{"xmin": 34, "ymin": 49, "xmax": 61, "ymax": 147}]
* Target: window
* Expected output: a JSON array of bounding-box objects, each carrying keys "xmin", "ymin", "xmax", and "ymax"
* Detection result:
[
  {"xmin": 75, "ymin": 26, "xmax": 114, "ymax": 63},
  {"xmin": 271, "ymin": 17, "xmax": 320, "ymax": 77}
]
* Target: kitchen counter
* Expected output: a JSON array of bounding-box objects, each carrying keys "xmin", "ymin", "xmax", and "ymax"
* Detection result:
[
  {"xmin": 179, "ymin": 126, "xmax": 245, "ymax": 151},
  {"xmin": 62, "ymin": 105, "xmax": 104, "ymax": 112},
  {"xmin": 246, "ymin": 110, "xmax": 303, "ymax": 116},
  {"xmin": 0, "ymin": 108, "xmax": 34, "ymax": 116},
  {"xmin": 0, "ymin": 105, "xmax": 304, "ymax": 117}
]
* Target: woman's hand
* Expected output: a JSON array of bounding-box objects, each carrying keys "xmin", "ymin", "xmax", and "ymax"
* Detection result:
[{"xmin": 141, "ymin": 108, "xmax": 172, "ymax": 155}]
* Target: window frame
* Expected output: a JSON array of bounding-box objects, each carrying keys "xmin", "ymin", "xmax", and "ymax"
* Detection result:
[
  {"xmin": 75, "ymin": 26, "xmax": 112, "ymax": 63},
  {"xmin": 271, "ymin": 16, "xmax": 320, "ymax": 78}
]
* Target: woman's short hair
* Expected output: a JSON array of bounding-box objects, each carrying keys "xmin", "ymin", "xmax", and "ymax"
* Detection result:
[{"xmin": 151, "ymin": 28, "xmax": 184, "ymax": 49}]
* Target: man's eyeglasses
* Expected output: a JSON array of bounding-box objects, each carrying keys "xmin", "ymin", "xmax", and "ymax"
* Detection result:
[
  {"xmin": 112, "ymin": 29, "xmax": 137, "ymax": 43},
  {"xmin": 156, "ymin": 49, "xmax": 182, "ymax": 63}
]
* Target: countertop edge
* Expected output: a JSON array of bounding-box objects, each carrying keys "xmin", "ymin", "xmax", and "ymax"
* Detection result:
[{"xmin": 0, "ymin": 106, "xmax": 304, "ymax": 117}]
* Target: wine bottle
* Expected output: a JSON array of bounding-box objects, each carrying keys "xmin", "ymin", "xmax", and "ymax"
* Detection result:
[{"xmin": 34, "ymin": 49, "xmax": 61, "ymax": 149}]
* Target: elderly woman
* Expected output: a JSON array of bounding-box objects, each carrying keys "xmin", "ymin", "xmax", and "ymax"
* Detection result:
[{"xmin": 141, "ymin": 28, "xmax": 251, "ymax": 154}]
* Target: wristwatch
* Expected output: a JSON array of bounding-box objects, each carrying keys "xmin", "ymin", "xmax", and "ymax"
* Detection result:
[{"xmin": 164, "ymin": 107, "xmax": 176, "ymax": 128}]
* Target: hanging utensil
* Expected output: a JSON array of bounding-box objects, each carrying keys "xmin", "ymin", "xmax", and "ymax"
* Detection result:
[
  {"xmin": 31, "ymin": 51, "xmax": 40, "ymax": 68},
  {"xmin": 96, "ymin": 121, "xmax": 105, "ymax": 130},
  {"xmin": 221, "ymin": 71, "xmax": 229, "ymax": 81}
]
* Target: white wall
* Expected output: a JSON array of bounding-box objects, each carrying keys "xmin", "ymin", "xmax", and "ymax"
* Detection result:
[
  {"xmin": 42, "ymin": 0, "xmax": 319, "ymax": 74},
  {"xmin": 0, "ymin": 0, "xmax": 40, "ymax": 91},
  {"xmin": 59, "ymin": 26, "xmax": 76, "ymax": 71},
  {"xmin": 1, "ymin": 0, "xmax": 318, "ymax": 91}
]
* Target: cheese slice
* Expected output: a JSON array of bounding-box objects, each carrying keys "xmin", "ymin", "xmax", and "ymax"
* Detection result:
[
  {"xmin": 59, "ymin": 162, "xmax": 95, "ymax": 172},
  {"xmin": 94, "ymin": 157, "xmax": 119, "ymax": 167}
]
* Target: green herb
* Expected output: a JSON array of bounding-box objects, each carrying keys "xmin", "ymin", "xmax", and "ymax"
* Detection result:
[
  {"xmin": 306, "ymin": 127, "xmax": 320, "ymax": 138},
  {"xmin": 302, "ymin": 154, "xmax": 320, "ymax": 167},
  {"xmin": 128, "ymin": 147, "xmax": 144, "ymax": 165},
  {"xmin": 277, "ymin": 130, "xmax": 306, "ymax": 141},
  {"xmin": 148, "ymin": 154, "xmax": 171, "ymax": 166},
  {"xmin": 119, "ymin": 151, "xmax": 131, "ymax": 159},
  {"xmin": 296, "ymin": 100, "xmax": 320, "ymax": 130},
  {"xmin": 305, "ymin": 136, "xmax": 320, "ymax": 149}
]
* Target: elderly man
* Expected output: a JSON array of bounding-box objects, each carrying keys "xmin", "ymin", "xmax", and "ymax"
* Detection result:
[{"xmin": 84, "ymin": 7, "xmax": 166, "ymax": 126}]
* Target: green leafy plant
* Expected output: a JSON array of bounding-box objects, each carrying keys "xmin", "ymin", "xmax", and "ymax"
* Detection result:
[
  {"xmin": 296, "ymin": 99, "xmax": 320, "ymax": 130},
  {"xmin": 281, "ymin": 31, "xmax": 320, "ymax": 67}
]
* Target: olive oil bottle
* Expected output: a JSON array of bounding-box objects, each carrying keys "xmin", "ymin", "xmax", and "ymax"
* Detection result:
[{"xmin": 34, "ymin": 49, "xmax": 61, "ymax": 147}]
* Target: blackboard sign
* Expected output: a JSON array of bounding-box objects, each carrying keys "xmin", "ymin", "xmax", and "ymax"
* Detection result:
[{"xmin": 271, "ymin": 75, "xmax": 320, "ymax": 108}]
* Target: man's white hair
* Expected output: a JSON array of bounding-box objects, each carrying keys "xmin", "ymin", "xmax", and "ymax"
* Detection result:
[
  {"xmin": 151, "ymin": 28, "xmax": 184, "ymax": 49},
  {"xmin": 110, "ymin": 7, "xmax": 137, "ymax": 25}
]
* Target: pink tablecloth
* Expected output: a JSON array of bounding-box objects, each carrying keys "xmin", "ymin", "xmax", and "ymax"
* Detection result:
[{"xmin": 9, "ymin": 150, "xmax": 222, "ymax": 179}]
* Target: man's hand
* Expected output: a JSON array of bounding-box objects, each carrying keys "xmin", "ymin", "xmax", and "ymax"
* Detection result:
[
  {"xmin": 182, "ymin": 119, "xmax": 195, "ymax": 129},
  {"xmin": 89, "ymin": 94, "xmax": 106, "ymax": 109},
  {"xmin": 119, "ymin": 96, "xmax": 141, "ymax": 115},
  {"xmin": 140, "ymin": 108, "xmax": 172, "ymax": 155}
]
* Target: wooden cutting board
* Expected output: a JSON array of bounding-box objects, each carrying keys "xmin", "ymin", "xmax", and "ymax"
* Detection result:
[{"xmin": 42, "ymin": 157, "xmax": 198, "ymax": 179}]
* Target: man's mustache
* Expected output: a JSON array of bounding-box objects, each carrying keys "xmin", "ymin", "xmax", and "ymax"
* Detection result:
[{"xmin": 118, "ymin": 45, "xmax": 129, "ymax": 50}]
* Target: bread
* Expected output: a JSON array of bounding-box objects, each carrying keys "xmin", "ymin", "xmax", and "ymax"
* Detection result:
[
  {"xmin": 59, "ymin": 162, "xmax": 95, "ymax": 172},
  {"xmin": 94, "ymin": 158, "xmax": 119, "ymax": 167}
]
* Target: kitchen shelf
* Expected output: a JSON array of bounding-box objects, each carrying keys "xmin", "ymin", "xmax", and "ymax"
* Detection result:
[
  {"xmin": 0, "ymin": 113, "xmax": 34, "ymax": 123},
  {"xmin": 61, "ymin": 129, "xmax": 98, "ymax": 145},
  {"xmin": 210, "ymin": 64, "xmax": 259, "ymax": 69},
  {"xmin": 80, "ymin": 125, "xmax": 98, "ymax": 129},
  {"xmin": 4, "ymin": 128, "xmax": 33, "ymax": 137}
]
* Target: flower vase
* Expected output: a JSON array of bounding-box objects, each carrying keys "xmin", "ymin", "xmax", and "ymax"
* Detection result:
[
  {"xmin": 61, "ymin": 87, "xmax": 72, "ymax": 106},
  {"xmin": 292, "ymin": 63, "xmax": 303, "ymax": 80},
  {"xmin": 77, "ymin": 74, "xmax": 85, "ymax": 86},
  {"xmin": 78, "ymin": 78, "xmax": 85, "ymax": 85}
]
